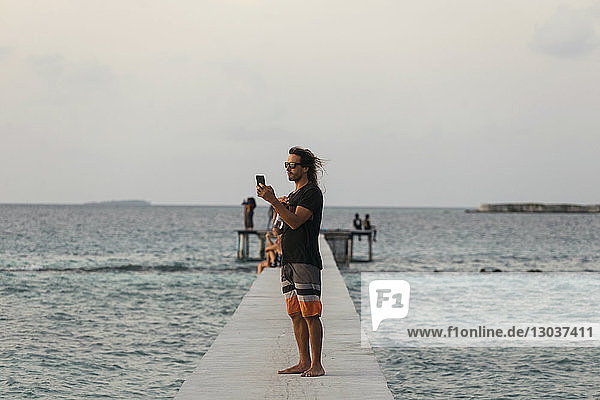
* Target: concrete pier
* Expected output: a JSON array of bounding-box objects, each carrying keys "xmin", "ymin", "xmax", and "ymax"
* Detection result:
[{"xmin": 176, "ymin": 235, "xmax": 393, "ymax": 399}]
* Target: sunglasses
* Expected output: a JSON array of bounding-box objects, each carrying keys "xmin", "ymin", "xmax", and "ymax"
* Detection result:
[{"xmin": 284, "ymin": 162, "xmax": 304, "ymax": 169}]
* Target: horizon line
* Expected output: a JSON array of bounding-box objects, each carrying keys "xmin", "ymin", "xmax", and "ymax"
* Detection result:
[{"xmin": 0, "ymin": 201, "xmax": 472, "ymax": 209}]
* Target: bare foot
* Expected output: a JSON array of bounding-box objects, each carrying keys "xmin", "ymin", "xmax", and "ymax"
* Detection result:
[
  {"xmin": 300, "ymin": 366, "xmax": 325, "ymax": 377},
  {"xmin": 277, "ymin": 363, "xmax": 310, "ymax": 374}
]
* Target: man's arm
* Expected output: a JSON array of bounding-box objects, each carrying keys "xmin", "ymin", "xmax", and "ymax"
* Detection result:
[
  {"xmin": 256, "ymin": 184, "xmax": 312, "ymax": 230},
  {"xmin": 276, "ymin": 204, "xmax": 312, "ymax": 230}
]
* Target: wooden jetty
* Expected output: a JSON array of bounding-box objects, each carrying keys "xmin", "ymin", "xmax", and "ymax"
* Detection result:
[
  {"xmin": 176, "ymin": 235, "xmax": 393, "ymax": 400},
  {"xmin": 238, "ymin": 229, "xmax": 376, "ymax": 266},
  {"xmin": 321, "ymin": 229, "xmax": 375, "ymax": 266},
  {"xmin": 236, "ymin": 229, "xmax": 270, "ymax": 261}
]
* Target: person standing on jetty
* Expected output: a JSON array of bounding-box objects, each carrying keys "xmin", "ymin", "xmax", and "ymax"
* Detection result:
[
  {"xmin": 242, "ymin": 197, "xmax": 256, "ymax": 230},
  {"xmin": 256, "ymin": 146, "xmax": 326, "ymax": 377}
]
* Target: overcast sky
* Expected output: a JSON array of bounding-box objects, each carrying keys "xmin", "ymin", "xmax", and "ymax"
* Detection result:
[{"xmin": 1, "ymin": 0, "xmax": 599, "ymax": 207}]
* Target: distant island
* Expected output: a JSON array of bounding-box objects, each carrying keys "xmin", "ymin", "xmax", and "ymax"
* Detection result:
[
  {"xmin": 83, "ymin": 200, "xmax": 151, "ymax": 206},
  {"xmin": 467, "ymin": 203, "xmax": 600, "ymax": 213}
]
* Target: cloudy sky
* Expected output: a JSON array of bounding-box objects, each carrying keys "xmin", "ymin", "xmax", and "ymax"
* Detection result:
[{"xmin": 1, "ymin": 0, "xmax": 599, "ymax": 207}]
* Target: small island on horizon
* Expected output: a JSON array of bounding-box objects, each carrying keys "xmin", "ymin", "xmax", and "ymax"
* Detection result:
[
  {"xmin": 83, "ymin": 200, "xmax": 152, "ymax": 206},
  {"xmin": 467, "ymin": 203, "xmax": 600, "ymax": 213}
]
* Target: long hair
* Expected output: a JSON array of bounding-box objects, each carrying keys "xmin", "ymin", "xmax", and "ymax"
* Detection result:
[{"xmin": 289, "ymin": 146, "xmax": 326, "ymax": 187}]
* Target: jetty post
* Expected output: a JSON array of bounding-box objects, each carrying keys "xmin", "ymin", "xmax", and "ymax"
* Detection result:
[{"xmin": 236, "ymin": 230, "xmax": 269, "ymax": 261}]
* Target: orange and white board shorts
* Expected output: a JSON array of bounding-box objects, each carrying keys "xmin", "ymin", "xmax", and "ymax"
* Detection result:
[{"xmin": 281, "ymin": 262, "xmax": 322, "ymax": 318}]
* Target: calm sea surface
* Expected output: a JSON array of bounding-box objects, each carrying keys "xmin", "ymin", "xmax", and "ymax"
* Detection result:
[{"xmin": 1, "ymin": 205, "xmax": 599, "ymax": 398}]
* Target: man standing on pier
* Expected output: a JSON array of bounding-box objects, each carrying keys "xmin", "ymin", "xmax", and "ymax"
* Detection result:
[{"xmin": 257, "ymin": 146, "xmax": 326, "ymax": 377}]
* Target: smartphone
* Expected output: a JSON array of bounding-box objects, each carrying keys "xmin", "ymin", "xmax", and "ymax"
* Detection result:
[{"xmin": 255, "ymin": 175, "xmax": 266, "ymax": 186}]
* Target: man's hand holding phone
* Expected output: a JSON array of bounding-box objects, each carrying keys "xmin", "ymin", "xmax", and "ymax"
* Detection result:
[
  {"xmin": 256, "ymin": 175, "xmax": 291, "ymax": 216},
  {"xmin": 256, "ymin": 175, "xmax": 276, "ymax": 204},
  {"xmin": 257, "ymin": 185, "xmax": 277, "ymax": 203}
]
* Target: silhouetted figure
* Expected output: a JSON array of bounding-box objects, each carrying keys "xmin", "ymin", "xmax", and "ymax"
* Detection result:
[
  {"xmin": 353, "ymin": 213, "xmax": 362, "ymax": 230},
  {"xmin": 353, "ymin": 213, "xmax": 362, "ymax": 241},
  {"xmin": 363, "ymin": 214, "xmax": 371, "ymax": 230},
  {"xmin": 242, "ymin": 197, "xmax": 256, "ymax": 230},
  {"xmin": 363, "ymin": 214, "xmax": 376, "ymax": 241}
]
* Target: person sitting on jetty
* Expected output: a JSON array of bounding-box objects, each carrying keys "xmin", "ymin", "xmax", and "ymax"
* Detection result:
[
  {"xmin": 353, "ymin": 213, "xmax": 362, "ymax": 230},
  {"xmin": 257, "ymin": 146, "xmax": 326, "ymax": 377},
  {"xmin": 353, "ymin": 213, "xmax": 362, "ymax": 241},
  {"xmin": 363, "ymin": 214, "xmax": 377, "ymax": 242},
  {"xmin": 257, "ymin": 228, "xmax": 282, "ymax": 275},
  {"xmin": 363, "ymin": 214, "xmax": 371, "ymax": 230}
]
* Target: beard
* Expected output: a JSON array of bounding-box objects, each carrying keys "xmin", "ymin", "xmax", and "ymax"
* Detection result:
[{"xmin": 287, "ymin": 172, "xmax": 298, "ymax": 181}]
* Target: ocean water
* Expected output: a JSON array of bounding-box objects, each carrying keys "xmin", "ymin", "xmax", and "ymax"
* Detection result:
[{"xmin": 1, "ymin": 205, "xmax": 599, "ymax": 399}]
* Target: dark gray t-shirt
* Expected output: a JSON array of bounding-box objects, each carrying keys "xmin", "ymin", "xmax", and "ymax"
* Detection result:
[{"xmin": 281, "ymin": 182, "xmax": 323, "ymax": 269}]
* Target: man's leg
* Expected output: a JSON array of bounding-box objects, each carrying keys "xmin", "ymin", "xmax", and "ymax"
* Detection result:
[
  {"xmin": 300, "ymin": 316, "xmax": 325, "ymax": 377},
  {"xmin": 280, "ymin": 263, "xmax": 311, "ymax": 374},
  {"xmin": 277, "ymin": 313, "xmax": 311, "ymax": 374},
  {"xmin": 290, "ymin": 263, "xmax": 324, "ymax": 377}
]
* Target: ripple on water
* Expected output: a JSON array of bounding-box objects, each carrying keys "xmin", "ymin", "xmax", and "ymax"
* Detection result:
[{"xmin": 3, "ymin": 206, "xmax": 600, "ymax": 399}]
